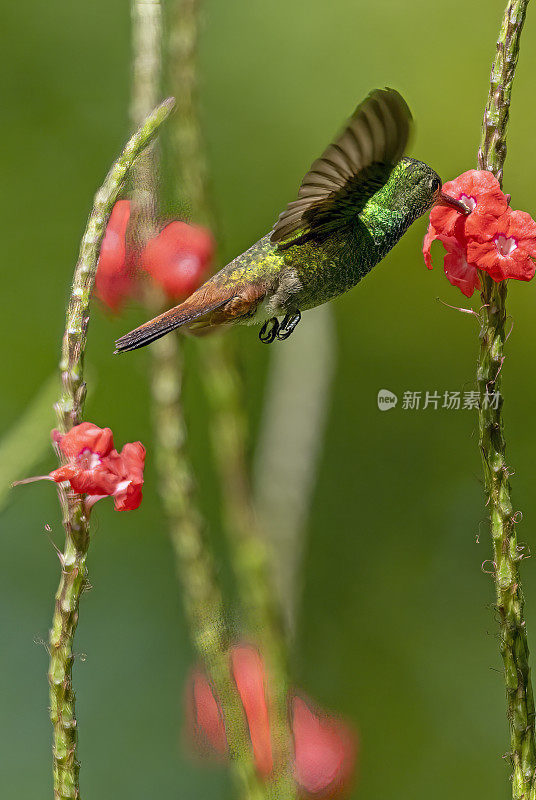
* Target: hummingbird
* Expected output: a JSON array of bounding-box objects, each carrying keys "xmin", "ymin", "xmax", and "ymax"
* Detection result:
[{"xmin": 115, "ymin": 88, "xmax": 468, "ymax": 352}]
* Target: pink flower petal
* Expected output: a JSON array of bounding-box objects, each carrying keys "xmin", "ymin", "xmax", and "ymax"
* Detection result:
[
  {"xmin": 292, "ymin": 695, "xmax": 357, "ymax": 799},
  {"xmin": 231, "ymin": 645, "xmax": 274, "ymax": 779},
  {"xmin": 443, "ymin": 242, "xmax": 481, "ymax": 298},
  {"xmin": 95, "ymin": 200, "xmax": 135, "ymax": 312},
  {"xmin": 186, "ymin": 670, "xmax": 228, "ymax": 757},
  {"xmin": 53, "ymin": 422, "xmax": 114, "ymax": 458},
  {"xmin": 423, "ymin": 224, "xmax": 438, "ymax": 270},
  {"xmin": 505, "ymin": 210, "xmax": 536, "ymax": 254}
]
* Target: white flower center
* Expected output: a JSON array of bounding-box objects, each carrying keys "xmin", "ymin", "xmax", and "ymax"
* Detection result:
[
  {"xmin": 78, "ymin": 449, "xmax": 102, "ymax": 469},
  {"xmin": 460, "ymin": 194, "xmax": 477, "ymax": 212},
  {"xmin": 494, "ymin": 235, "xmax": 517, "ymax": 256}
]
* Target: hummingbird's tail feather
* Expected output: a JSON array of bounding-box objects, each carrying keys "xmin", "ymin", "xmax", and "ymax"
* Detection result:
[
  {"xmin": 114, "ymin": 281, "xmax": 266, "ymax": 352},
  {"xmin": 114, "ymin": 297, "xmax": 227, "ymax": 352}
]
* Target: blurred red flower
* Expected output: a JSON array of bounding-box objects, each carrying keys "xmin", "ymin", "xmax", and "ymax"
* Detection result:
[
  {"xmin": 50, "ymin": 422, "xmax": 145, "ymax": 511},
  {"xmin": 423, "ymin": 169, "xmax": 536, "ymax": 297},
  {"xmin": 292, "ymin": 695, "xmax": 357, "ymax": 800},
  {"xmin": 185, "ymin": 644, "xmax": 357, "ymax": 798},
  {"xmin": 140, "ymin": 220, "xmax": 214, "ymax": 300},
  {"xmin": 187, "ymin": 669, "xmax": 227, "ymax": 758},
  {"xmin": 95, "ymin": 203, "xmax": 214, "ymax": 310},
  {"xmin": 230, "ymin": 644, "xmax": 274, "ymax": 778},
  {"xmin": 95, "ymin": 200, "xmax": 134, "ymax": 312}
]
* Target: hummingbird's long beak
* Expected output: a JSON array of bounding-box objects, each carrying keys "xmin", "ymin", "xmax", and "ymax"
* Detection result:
[{"xmin": 436, "ymin": 191, "xmax": 471, "ymax": 215}]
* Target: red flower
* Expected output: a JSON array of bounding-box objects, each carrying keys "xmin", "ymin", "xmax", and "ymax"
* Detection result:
[
  {"xmin": 186, "ymin": 645, "xmax": 273, "ymax": 774},
  {"xmin": 187, "ymin": 669, "xmax": 228, "ymax": 758},
  {"xmin": 102, "ymin": 442, "xmax": 146, "ymax": 511},
  {"xmin": 49, "ymin": 423, "xmax": 145, "ymax": 511},
  {"xmin": 425, "ymin": 229, "xmax": 481, "ymax": 298},
  {"xmin": 231, "ymin": 645, "xmax": 274, "ymax": 778},
  {"xmin": 423, "ymin": 169, "xmax": 536, "ymax": 297},
  {"xmin": 52, "ymin": 421, "xmax": 114, "ymax": 458},
  {"xmin": 95, "ymin": 202, "xmax": 214, "ymax": 311},
  {"xmin": 292, "ymin": 695, "xmax": 357, "ymax": 800},
  {"xmin": 140, "ymin": 221, "xmax": 214, "ymax": 300},
  {"xmin": 430, "ymin": 170, "xmax": 508, "ymax": 238},
  {"xmin": 466, "ymin": 210, "xmax": 536, "ymax": 283},
  {"xmin": 185, "ymin": 644, "xmax": 357, "ymax": 798},
  {"xmin": 95, "ymin": 200, "xmax": 135, "ymax": 312}
]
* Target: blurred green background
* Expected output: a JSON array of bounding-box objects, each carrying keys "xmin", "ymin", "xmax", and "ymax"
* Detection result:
[{"xmin": 3, "ymin": 0, "xmax": 536, "ymax": 797}]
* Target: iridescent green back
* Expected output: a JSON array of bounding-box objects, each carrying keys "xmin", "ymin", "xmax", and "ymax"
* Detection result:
[{"xmin": 216, "ymin": 157, "xmax": 439, "ymax": 311}]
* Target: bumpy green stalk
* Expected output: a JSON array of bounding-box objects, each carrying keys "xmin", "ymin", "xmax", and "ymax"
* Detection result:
[
  {"xmin": 149, "ymin": 334, "xmax": 263, "ymax": 799},
  {"xmin": 130, "ymin": 5, "xmax": 261, "ymax": 794},
  {"xmin": 169, "ymin": 0, "xmax": 212, "ymax": 222},
  {"xmin": 130, "ymin": 0, "xmax": 162, "ymax": 243},
  {"xmin": 56, "ymin": 97, "xmax": 174, "ymax": 434},
  {"xmin": 200, "ymin": 339, "xmax": 295, "ymax": 800},
  {"xmin": 170, "ymin": 3, "xmax": 295, "ymax": 796},
  {"xmin": 48, "ymin": 99, "xmax": 174, "ymax": 800},
  {"xmin": 476, "ymin": 3, "xmax": 535, "ymax": 798},
  {"xmin": 478, "ymin": 1, "xmax": 529, "ymax": 181}
]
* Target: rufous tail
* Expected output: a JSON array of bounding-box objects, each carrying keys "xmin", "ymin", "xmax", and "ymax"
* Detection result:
[{"xmin": 114, "ymin": 281, "xmax": 265, "ymax": 352}]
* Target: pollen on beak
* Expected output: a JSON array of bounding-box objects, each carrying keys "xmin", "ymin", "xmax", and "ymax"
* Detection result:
[{"xmin": 437, "ymin": 191, "xmax": 471, "ymax": 215}]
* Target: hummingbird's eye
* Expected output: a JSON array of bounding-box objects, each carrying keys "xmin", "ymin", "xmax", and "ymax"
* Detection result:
[{"xmin": 430, "ymin": 177, "xmax": 441, "ymax": 193}]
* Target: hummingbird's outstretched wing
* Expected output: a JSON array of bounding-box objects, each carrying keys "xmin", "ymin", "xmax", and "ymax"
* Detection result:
[{"xmin": 270, "ymin": 88, "xmax": 412, "ymax": 248}]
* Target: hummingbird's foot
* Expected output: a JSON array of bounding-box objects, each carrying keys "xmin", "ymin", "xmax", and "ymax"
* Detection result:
[
  {"xmin": 277, "ymin": 310, "xmax": 301, "ymax": 340},
  {"xmin": 259, "ymin": 317, "xmax": 280, "ymax": 343}
]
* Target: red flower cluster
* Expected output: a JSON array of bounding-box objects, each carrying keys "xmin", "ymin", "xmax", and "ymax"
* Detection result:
[
  {"xmin": 49, "ymin": 422, "xmax": 145, "ymax": 511},
  {"xmin": 187, "ymin": 644, "xmax": 357, "ymax": 798},
  {"xmin": 424, "ymin": 170, "xmax": 536, "ymax": 297},
  {"xmin": 94, "ymin": 200, "xmax": 214, "ymax": 311}
]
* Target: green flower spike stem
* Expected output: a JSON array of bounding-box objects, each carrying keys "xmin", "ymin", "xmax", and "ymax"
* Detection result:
[
  {"xmin": 48, "ymin": 98, "xmax": 174, "ymax": 800},
  {"xmin": 199, "ymin": 344, "xmax": 296, "ymax": 800},
  {"xmin": 128, "ymin": 4, "xmax": 261, "ymax": 795},
  {"xmin": 150, "ymin": 334, "xmax": 263, "ymax": 800},
  {"xmin": 130, "ymin": 0, "xmax": 162, "ymax": 244},
  {"xmin": 476, "ymin": 3, "xmax": 536, "ymax": 798},
  {"xmin": 170, "ymin": 3, "xmax": 295, "ymax": 797}
]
